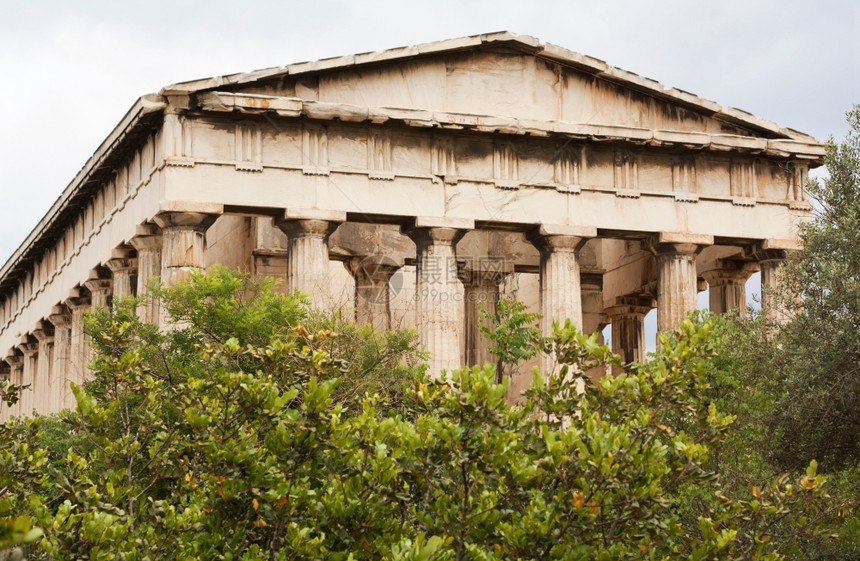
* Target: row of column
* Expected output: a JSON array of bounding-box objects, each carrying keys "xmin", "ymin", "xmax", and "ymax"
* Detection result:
[
  {"xmin": 2, "ymin": 208, "xmax": 790, "ymax": 419},
  {"xmin": 262, "ymin": 216, "xmax": 786, "ymax": 376},
  {"xmin": 2, "ymin": 208, "xmax": 215, "ymax": 417},
  {"xmin": 3, "ymin": 287, "xmax": 92, "ymax": 417},
  {"xmin": 1, "ymin": 218, "xmax": 172, "ymax": 418},
  {"xmin": 141, "ymin": 212, "xmax": 788, "ymax": 375}
]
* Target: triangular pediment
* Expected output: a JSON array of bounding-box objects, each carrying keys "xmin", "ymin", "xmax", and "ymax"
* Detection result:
[{"xmin": 162, "ymin": 31, "xmax": 817, "ymax": 145}]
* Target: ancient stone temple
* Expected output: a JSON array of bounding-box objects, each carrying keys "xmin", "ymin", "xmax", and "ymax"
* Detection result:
[{"xmin": 0, "ymin": 32, "xmax": 823, "ymax": 418}]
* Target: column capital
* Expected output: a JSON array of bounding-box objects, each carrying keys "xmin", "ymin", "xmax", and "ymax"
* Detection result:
[
  {"xmin": 277, "ymin": 218, "xmax": 341, "ymax": 240},
  {"xmin": 605, "ymin": 295, "xmax": 654, "ymax": 319},
  {"xmin": 32, "ymin": 320, "xmax": 55, "ymax": 342},
  {"xmin": 648, "ymin": 242, "xmax": 703, "ymax": 257},
  {"xmin": 404, "ymin": 217, "xmax": 474, "ymax": 248},
  {"xmin": 17, "ymin": 335, "xmax": 39, "ymax": 357},
  {"xmin": 647, "ymin": 232, "xmax": 713, "ymax": 257},
  {"xmin": 277, "ymin": 209, "xmax": 345, "ymax": 241},
  {"xmin": 153, "ymin": 211, "xmax": 219, "ymax": 232},
  {"xmin": 747, "ymin": 244, "xmax": 788, "ymax": 264},
  {"xmin": 49, "ymin": 304, "xmax": 73, "ymax": 327},
  {"xmin": 605, "ymin": 303, "xmax": 653, "ymax": 320},
  {"xmin": 105, "ymin": 247, "xmax": 138, "ymax": 274},
  {"xmin": 83, "ymin": 268, "xmax": 113, "ymax": 295},
  {"xmin": 701, "ymin": 259, "xmax": 759, "ymax": 285},
  {"xmin": 456, "ymin": 256, "xmax": 512, "ymax": 287},
  {"xmin": 405, "ymin": 226, "xmax": 467, "ymax": 248},
  {"xmin": 5, "ymin": 350, "xmax": 24, "ymax": 368},
  {"xmin": 345, "ymin": 255, "xmax": 402, "ymax": 283},
  {"xmin": 65, "ymin": 286, "xmax": 92, "ymax": 310},
  {"xmin": 527, "ymin": 224, "xmax": 595, "ymax": 253},
  {"xmin": 130, "ymin": 223, "xmax": 163, "ymax": 251}
]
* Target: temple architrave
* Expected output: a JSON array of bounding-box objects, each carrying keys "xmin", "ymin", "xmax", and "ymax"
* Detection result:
[{"xmin": 0, "ymin": 32, "xmax": 823, "ymax": 418}]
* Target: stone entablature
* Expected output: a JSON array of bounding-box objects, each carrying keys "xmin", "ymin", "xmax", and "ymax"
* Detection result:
[
  {"xmin": 155, "ymin": 110, "xmax": 813, "ymax": 212},
  {"xmin": 0, "ymin": 32, "xmax": 823, "ymax": 419}
]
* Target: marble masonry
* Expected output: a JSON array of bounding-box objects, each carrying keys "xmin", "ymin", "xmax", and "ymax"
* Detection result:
[{"xmin": 0, "ymin": 32, "xmax": 823, "ymax": 418}]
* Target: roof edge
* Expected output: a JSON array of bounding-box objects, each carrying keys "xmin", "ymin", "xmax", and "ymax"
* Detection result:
[
  {"xmin": 160, "ymin": 31, "xmax": 820, "ymax": 144},
  {"xmin": 0, "ymin": 94, "xmax": 167, "ymax": 283},
  {"xmin": 196, "ymin": 90, "xmax": 826, "ymax": 160}
]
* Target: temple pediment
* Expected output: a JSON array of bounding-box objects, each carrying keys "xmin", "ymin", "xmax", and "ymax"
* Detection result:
[{"xmin": 164, "ymin": 31, "xmax": 820, "ymax": 154}]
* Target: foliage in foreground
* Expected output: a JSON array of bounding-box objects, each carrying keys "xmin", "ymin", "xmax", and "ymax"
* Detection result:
[
  {"xmin": 0, "ymin": 268, "xmax": 837, "ymax": 560},
  {"xmin": 684, "ymin": 107, "xmax": 860, "ymax": 560},
  {"xmin": 763, "ymin": 105, "xmax": 860, "ymax": 472}
]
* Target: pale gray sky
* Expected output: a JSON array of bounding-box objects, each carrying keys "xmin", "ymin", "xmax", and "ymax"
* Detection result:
[{"xmin": 1, "ymin": 0, "xmax": 857, "ymax": 267}]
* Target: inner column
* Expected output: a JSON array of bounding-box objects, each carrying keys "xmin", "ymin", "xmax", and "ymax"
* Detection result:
[
  {"xmin": 405, "ymin": 219, "xmax": 473, "ymax": 377},
  {"xmin": 276, "ymin": 213, "xmax": 344, "ymax": 309},
  {"xmin": 130, "ymin": 223, "xmax": 163, "ymax": 325},
  {"xmin": 32, "ymin": 321, "xmax": 54, "ymax": 414},
  {"xmin": 153, "ymin": 210, "xmax": 220, "ymax": 288},
  {"xmin": 459, "ymin": 258, "xmax": 509, "ymax": 371},
  {"xmin": 65, "ymin": 286, "xmax": 91, "ymax": 405},
  {"xmin": 701, "ymin": 260, "xmax": 758, "ymax": 316},
  {"xmin": 17, "ymin": 337, "xmax": 38, "ymax": 416},
  {"xmin": 753, "ymin": 245, "xmax": 791, "ymax": 325},
  {"xmin": 106, "ymin": 247, "xmax": 138, "ymax": 300},
  {"xmin": 48, "ymin": 305, "xmax": 72, "ymax": 412},
  {"xmin": 345, "ymin": 255, "xmax": 402, "ymax": 331},
  {"xmin": 84, "ymin": 268, "xmax": 113, "ymax": 309},
  {"xmin": 649, "ymin": 234, "xmax": 711, "ymax": 332},
  {"xmin": 527, "ymin": 225, "xmax": 595, "ymax": 373},
  {"xmin": 607, "ymin": 296, "xmax": 653, "ymax": 371}
]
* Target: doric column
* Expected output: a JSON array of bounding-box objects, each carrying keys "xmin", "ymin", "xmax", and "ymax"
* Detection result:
[
  {"xmin": 4, "ymin": 352, "xmax": 24, "ymax": 418},
  {"xmin": 251, "ymin": 217, "xmax": 288, "ymax": 285},
  {"xmin": 606, "ymin": 296, "xmax": 653, "ymax": 370},
  {"xmin": 84, "ymin": 268, "xmax": 113, "ymax": 309},
  {"xmin": 458, "ymin": 258, "xmax": 510, "ymax": 370},
  {"xmin": 153, "ymin": 210, "xmax": 220, "ymax": 287},
  {"xmin": 82, "ymin": 269, "xmax": 113, "ymax": 389},
  {"xmin": 130, "ymin": 223, "xmax": 163, "ymax": 324},
  {"xmin": 345, "ymin": 255, "xmax": 402, "ymax": 331},
  {"xmin": 405, "ymin": 218, "xmax": 473, "ymax": 376},
  {"xmin": 0, "ymin": 361, "xmax": 10, "ymax": 420},
  {"xmin": 752, "ymin": 244, "xmax": 791, "ymax": 325},
  {"xmin": 65, "ymin": 286, "xmax": 92, "ymax": 400},
  {"xmin": 701, "ymin": 260, "xmax": 758, "ymax": 316},
  {"xmin": 48, "ymin": 305, "xmax": 73, "ymax": 412},
  {"xmin": 16, "ymin": 336, "xmax": 39, "ymax": 416},
  {"xmin": 581, "ymin": 272, "xmax": 609, "ymax": 380},
  {"xmin": 105, "ymin": 247, "xmax": 138, "ymax": 300},
  {"xmin": 32, "ymin": 321, "xmax": 55, "ymax": 415},
  {"xmin": 580, "ymin": 273, "xmax": 607, "ymax": 336},
  {"xmin": 527, "ymin": 225, "xmax": 596, "ymax": 373},
  {"xmin": 276, "ymin": 211, "xmax": 345, "ymax": 309},
  {"xmin": 648, "ymin": 234, "xmax": 712, "ymax": 332}
]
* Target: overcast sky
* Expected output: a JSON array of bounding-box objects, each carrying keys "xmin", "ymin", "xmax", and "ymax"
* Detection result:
[{"xmin": 1, "ymin": 0, "xmax": 857, "ymax": 267}]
